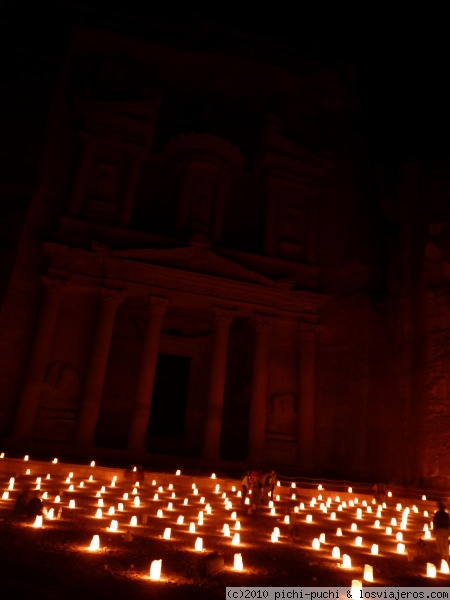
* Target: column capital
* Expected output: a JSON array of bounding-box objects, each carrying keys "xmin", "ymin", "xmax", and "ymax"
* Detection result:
[
  {"xmin": 212, "ymin": 306, "xmax": 235, "ymax": 325},
  {"xmin": 144, "ymin": 296, "xmax": 170, "ymax": 316},
  {"xmin": 252, "ymin": 313, "xmax": 275, "ymax": 332},
  {"xmin": 298, "ymin": 320, "xmax": 318, "ymax": 339},
  {"xmin": 41, "ymin": 277, "xmax": 67, "ymax": 297},
  {"xmin": 99, "ymin": 287, "xmax": 124, "ymax": 307}
]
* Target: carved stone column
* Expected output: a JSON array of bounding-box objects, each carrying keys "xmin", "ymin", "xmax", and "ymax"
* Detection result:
[
  {"xmin": 202, "ymin": 307, "xmax": 234, "ymax": 460},
  {"xmin": 247, "ymin": 314, "xmax": 274, "ymax": 463},
  {"xmin": 297, "ymin": 321, "xmax": 317, "ymax": 470},
  {"xmin": 119, "ymin": 148, "xmax": 145, "ymax": 227},
  {"xmin": 68, "ymin": 131, "xmax": 96, "ymax": 217},
  {"xmin": 127, "ymin": 297, "xmax": 170, "ymax": 452},
  {"xmin": 75, "ymin": 288, "xmax": 123, "ymax": 446},
  {"xmin": 11, "ymin": 278, "xmax": 66, "ymax": 440}
]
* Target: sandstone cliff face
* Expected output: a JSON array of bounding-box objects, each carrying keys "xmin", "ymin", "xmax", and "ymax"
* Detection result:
[{"xmin": 1, "ymin": 22, "xmax": 450, "ymax": 485}]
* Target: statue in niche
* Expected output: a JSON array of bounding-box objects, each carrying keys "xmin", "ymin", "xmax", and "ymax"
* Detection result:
[
  {"xmin": 87, "ymin": 158, "xmax": 122, "ymax": 205},
  {"xmin": 267, "ymin": 392, "xmax": 297, "ymax": 435},
  {"xmin": 39, "ymin": 361, "xmax": 81, "ymax": 412}
]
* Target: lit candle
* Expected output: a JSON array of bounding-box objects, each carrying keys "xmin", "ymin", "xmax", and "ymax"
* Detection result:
[
  {"xmin": 108, "ymin": 520, "xmax": 118, "ymax": 532},
  {"xmin": 33, "ymin": 515, "xmax": 43, "ymax": 528},
  {"xmin": 89, "ymin": 535, "xmax": 100, "ymax": 551},
  {"xmin": 163, "ymin": 527, "xmax": 171, "ymax": 540},
  {"xmin": 332, "ymin": 546, "xmax": 340, "ymax": 559},
  {"xmin": 149, "ymin": 559, "xmax": 162, "ymax": 580},
  {"xmin": 194, "ymin": 537, "xmax": 203, "ymax": 552},
  {"xmin": 426, "ymin": 563, "xmax": 436, "ymax": 578},
  {"xmin": 234, "ymin": 553, "xmax": 243, "ymax": 571},
  {"xmin": 341, "ymin": 554, "xmax": 351, "ymax": 568}
]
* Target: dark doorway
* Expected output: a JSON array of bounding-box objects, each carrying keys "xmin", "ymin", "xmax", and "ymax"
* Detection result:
[{"xmin": 147, "ymin": 354, "xmax": 191, "ymax": 439}]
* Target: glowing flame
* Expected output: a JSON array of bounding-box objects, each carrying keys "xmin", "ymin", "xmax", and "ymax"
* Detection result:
[
  {"xmin": 33, "ymin": 515, "xmax": 43, "ymax": 528},
  {"xmin": 426, "ymin": 563, "xmax": 436, "ymax": 578},
  {"xmin": 149, "ymin": 559, "xmax": 162, "ymax": 580},
  {"xmin": 332, "ymin": 546, "xmax": 340, "ymax": 559},
  {"xmin": 89, "ymin": 535, "xmax": 100, "ymax": 551},
  {"xmin": 195, "ymin": 537, "xmax": 203, "ymax": 552},
  {"xmin": 234, "ymin": 553, "xmax": 244, "ymax": 571},
  {"xmin": 341, "ymin": 554, "xmax": 351, "ymax": 568}
]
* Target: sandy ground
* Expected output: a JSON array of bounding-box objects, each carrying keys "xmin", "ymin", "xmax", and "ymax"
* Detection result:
[{"xmin": 0, "ymin": 459, "xmax": 448, "ymax": 599}]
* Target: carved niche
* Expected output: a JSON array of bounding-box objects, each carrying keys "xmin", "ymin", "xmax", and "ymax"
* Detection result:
[
  {"xmin": 259, "ymin": 115, "xmax": 329, "ymax": 263},
  {"xmin": 68, "ymin": 93, "xmax": 161, "ymax": 225},
  {"xmin": 267, "ymin": 392, "xmax": 297, "ymax": 436},
  {"xmin": 163, "ymin": 133, "xmax": 243, "ymax": 243},
  {"xmin": 34, "ymin": 361, "xmax": 81, "ymax": 442}
]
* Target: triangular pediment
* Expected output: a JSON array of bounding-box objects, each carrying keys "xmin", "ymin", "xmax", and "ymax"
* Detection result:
[{"xmin": 110, "ymin": 243, "xmax": 277, "ymax": 287}]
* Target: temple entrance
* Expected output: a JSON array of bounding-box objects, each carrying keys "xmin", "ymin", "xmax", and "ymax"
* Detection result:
[{"xmin": 146, "ymin": 354, "xmax": 190, "ymax": 446}]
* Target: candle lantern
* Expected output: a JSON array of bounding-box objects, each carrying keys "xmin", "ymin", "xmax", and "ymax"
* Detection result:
[
  {"xmin": 149, "ymin": 559, "xmax": 162, "ymax": 580},
  {"xmin": 363, "ymin": 565, "xmax": 373, "ymax": 581},
  {"xmin": 33, "ymin": 515, "xmax": 43, "ymax": 528},
  {"xmin": 89, "ymin": 535, "xmax": 100, "ymax": 551},
  {"xmin": 195, "ymin": 537, "xmax": 203, "ymax": 552},
  {"xmin": 332, "ymin": 546, "xmax": 340, "ymax": 559},
  {"xmin": 342, "ymin": 554, "xmax": 351, "ymax": 568}
]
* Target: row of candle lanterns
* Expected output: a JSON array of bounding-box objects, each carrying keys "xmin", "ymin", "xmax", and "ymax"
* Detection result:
[{"xmin": 1, "ymin": 454, "xmax": 448, "ymax": 584}]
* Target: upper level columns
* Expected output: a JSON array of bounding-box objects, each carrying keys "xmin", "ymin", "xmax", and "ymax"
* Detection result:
[
  {"xmin": 119, "ymin": 147, "xmax": 145, "ymax": 227},
  {"xmin": 75, "ymin": 288, "xmax": 123, "ymax": 446},
  {"xmin": 67, "ymin": 131, "xmax": 95, "ymax": 217},
  {"xmin": 297, "ymin": 321, "xmax": 317, "ymax": 470},
  {"xmin": 202, "ymin": 307, "xmax": 234, "ymax": 461},
  {"xmin": 247, "ymin": 314, "xmax": 274, "ymax": 463},
  {"xmin": 11, "ymin": 277, "xmax": 66, "ymax": 441},
  {"xmin": 127, "ymin": 296, "xmax": 170, "ymax": 452}
]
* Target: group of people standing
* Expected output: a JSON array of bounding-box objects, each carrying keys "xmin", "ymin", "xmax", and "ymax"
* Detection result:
[{"xmin": 241, "ymin": 469, "xmax": 277, "ymax": 506}]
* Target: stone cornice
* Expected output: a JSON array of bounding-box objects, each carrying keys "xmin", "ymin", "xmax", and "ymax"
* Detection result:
[
  {"xmin": 163, "ymin": 133, "xmax": 243, "ymax": 171},
  {"xmin": 42, "ymin": 242, "xmax": 328, "ymax": 317}
]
